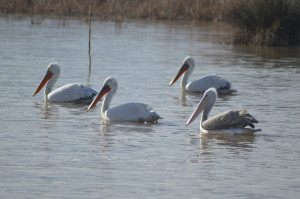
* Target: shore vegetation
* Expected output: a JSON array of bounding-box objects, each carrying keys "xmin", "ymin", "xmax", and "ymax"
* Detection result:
[
  {"xmin": 1, "ymin": 0, "xmax": 299, "ymax": 46},
  {"xmin": 231, "ymin": 0, "xmax": 300, "ymax": 46},
  {"xmin": 0, "ymin": 0, "xmax": 231, "ymax": 21}
]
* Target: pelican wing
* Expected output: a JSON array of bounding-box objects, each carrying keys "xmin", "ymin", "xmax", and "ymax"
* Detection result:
[
  {"xmin": 48, "ymin": 83, "xmax": 97, "ymax": 103},
  {"xmin": 105, "ymin": 102, "xmax": 162, "ymax": 123},
  {"xmin": 202, "ymin": 110, "xmax": 258, "ymax": 130},
  {"xmin": 186, "ymin": 75, "xmax": 231, "ymax": 92}
]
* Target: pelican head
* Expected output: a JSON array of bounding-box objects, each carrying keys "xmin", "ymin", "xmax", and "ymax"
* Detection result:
[
  {"xmin": 169, "ymin": 56, "xmax": 195, "ymax": 87},
  {"xmin": 47, "ymin": 63, "xmax": 61, "ymax": 74},
  {"xmin": 185, "ymin": 87, "xmax": 217, "ymax": 126},
  {"xmin": 33, "ymin": 63, "xmax": 61, "ymax": 97},
  {"xmin": 86, "ymin": 77, "xmax": 118, "ymax": 112}
]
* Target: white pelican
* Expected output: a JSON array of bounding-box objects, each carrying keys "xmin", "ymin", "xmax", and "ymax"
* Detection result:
[
  {"xmin": 33, "ymin": 63, "xmax": 97, "ymax": 104},
  {"xmin": 185, "ymin": 88, "xmax": 258, "ymax": 134},
  {"xmin": 86, "ymin": 77, "xmax": 162, "ymax": 123},
  {"xmin": 169, "ymin": 56, "xmax": 236, "ymax": 94}
]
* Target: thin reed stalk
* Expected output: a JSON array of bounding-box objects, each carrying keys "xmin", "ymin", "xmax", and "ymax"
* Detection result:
[{"xmin": 88, "ymin": 0, "xmax": 93, "ymax": 77}]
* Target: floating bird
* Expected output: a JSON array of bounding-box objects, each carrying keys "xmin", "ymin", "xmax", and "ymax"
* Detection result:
[
  {"xmin": 169, "ymin": 56, "xmax": 236, "ymax": 94},
  {"xmin": 87, "ymin": 77, "xmax": 162, "ymax": 123},
  {"xmin": 185, "ymin": 88, "xmax": 258, "ymax": 134},
  {"xmin": 33, "ymin": 63, "xmax": 97, "ymax": 104}
]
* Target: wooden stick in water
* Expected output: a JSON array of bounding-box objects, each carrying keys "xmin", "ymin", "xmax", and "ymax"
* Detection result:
[{"xmin": 88, "ymin": 0, "xmax": 93, "ymax": 77}]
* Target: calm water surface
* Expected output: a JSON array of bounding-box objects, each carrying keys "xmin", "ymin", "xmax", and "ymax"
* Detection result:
[{"xmin": 0, "ymin": 16, "xmax": 300, "ymax": 198}]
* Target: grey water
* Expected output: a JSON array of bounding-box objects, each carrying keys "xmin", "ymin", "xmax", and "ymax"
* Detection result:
[{"xmin": 0, "ymin": 15, "xmax": 300, "ymax": 198}]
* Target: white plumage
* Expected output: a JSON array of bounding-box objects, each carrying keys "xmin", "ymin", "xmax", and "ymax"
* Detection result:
[
  {"xmin": 186, "ymin": 88, "xmax": 258, "ymax": 134},
  {"xmin": 186, "ymin": 75, "xmax": 231, "ymax": 92},
  {"xmin": 33, "ymin": 63, "xmax": 97, "ymax": 103},
  {"xmin": 169, "ymin": 56, "xmax": 236, "ymax": 94},
  {"xmin": 87, "ymin": 77, "xmax": 162, "ymax": 123},
  {"xmin": 105, "ymin": 103, "xmax": 161, "ymax": 122},
  {"xmin": 48, "ymin": 83, "xmax": 97, "ymax": 103}
]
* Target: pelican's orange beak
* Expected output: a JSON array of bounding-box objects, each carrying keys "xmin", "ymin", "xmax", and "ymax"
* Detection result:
[
  {"xmin": 169, "ymin": 63, "xmax": 189, "ymax": 86},
  {"xmin": 86, "ymin": 85, "xmax": 111, "ymax": 112},
  {"xmin": 33, "ymin": 70, "xmax": 53, "ymax": 97}
]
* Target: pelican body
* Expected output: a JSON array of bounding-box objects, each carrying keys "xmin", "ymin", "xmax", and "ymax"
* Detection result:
[
  {"xmin": 33, "ymin": 63, "xmax": 97, "ymax": 104},
  {"xmin": 169, "ymin": 56, "xmax": 236, "ymax": 94},
  {"xmin": 186, "ymin": 88, "xmax": 258, "ymax": 134},
  {"xmin": 87, "ymin": 77, "xmax": 162, "ymax": 123}
]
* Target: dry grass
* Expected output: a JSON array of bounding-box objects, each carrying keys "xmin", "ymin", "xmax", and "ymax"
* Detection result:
[
  {"xmin": 0, "ymin": 0, "xmax": 91, "ymax": 16},
  {"xmin": 230, "ymin": 0, "xmax": 300, "ymax": 46},
  {"xmin": 2, "ymin": 0, "xmax": 299, "ymax": 46},
  {"xmin": 0, "ymin": 0, "xmax": 233, "ymax": 21}
]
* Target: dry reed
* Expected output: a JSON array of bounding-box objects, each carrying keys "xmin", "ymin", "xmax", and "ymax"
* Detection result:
[
  {"xmin": 230, "ymin": 0, "xmax": 300, "ymax": 46},
  {"xmin": 88, "ymin": 0, "xmax": 93, "ymax": 77},
  {"xmin": 0, "ymin": 0, "xmax": 233, "ymax": 21},
  {"xmin": 2, "ymin": 0, "xmax": 299, "ymax": 46}
]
